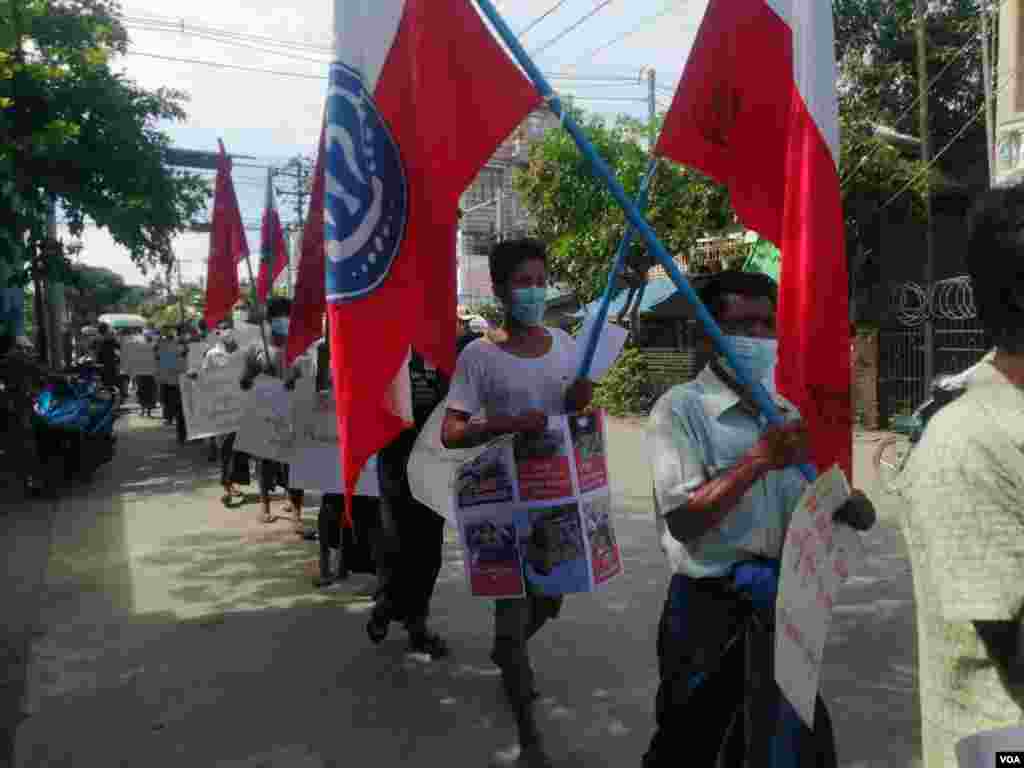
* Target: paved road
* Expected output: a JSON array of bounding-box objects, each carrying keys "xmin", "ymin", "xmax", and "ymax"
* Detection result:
[{"xmin": 4, "ymin": 411, "xmax": 920, "ymax": 767}]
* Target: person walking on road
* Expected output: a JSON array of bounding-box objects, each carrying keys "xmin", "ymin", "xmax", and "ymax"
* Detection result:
[
  {"xmin": 366, "ymin": 346, "xmax": 453, "ymax": 659},
  {"xmin": 239, "ymin": 298, "xmax": 306, "ymax": 531},
  {"xmin": 895, "ymin": 188, "xmax": 1024, "ymax": 768},
  {"xmin": 442, "ymin": 238, "xmax": 593, "ymax": 768},
  {"xmin": 642, "ymin": 270, "xmax": 876, "ymax": 767}
]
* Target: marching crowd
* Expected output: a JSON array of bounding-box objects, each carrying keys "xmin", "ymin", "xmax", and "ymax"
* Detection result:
[{"xmin": 6, "ymin": 188, "xmax": 1024, "ymax": 767}]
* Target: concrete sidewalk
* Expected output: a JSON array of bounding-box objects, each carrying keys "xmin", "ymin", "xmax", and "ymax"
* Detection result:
[{"xmin": 6, "ymin": 412, "xmax": 920, "ymax": 767}]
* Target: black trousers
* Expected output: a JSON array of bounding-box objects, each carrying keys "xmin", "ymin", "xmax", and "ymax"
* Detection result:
[
  {"xmin": 377, "ymin": 428, "xmax": 445, "ymax": 627},
  {"xmin": 219, "ymin": 432, "xmax": 251, "ymax": 486}
]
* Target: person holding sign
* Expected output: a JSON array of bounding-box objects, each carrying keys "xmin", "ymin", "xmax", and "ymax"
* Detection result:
[
  {"xmin": 442, "ymin": 239, "xmax": 593, "ymax": 767},
  {"xmin": 240, "ymin": 297, "xmax": 306, "ymax": 530},
  {"xmin": 896, "ymin": 189, "xmax": 1024, "ymax": 768},
  {"xmin": 642, "ymin": 271, "xmax": 876, "ymax": 768}
]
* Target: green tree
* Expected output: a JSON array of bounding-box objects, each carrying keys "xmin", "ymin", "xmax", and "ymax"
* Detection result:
[
  {"xmin": 64, "ymin": 263, "xmax": 145, "ymax": 326},
  {"xmin": 512, "ymin": 109, "xmax": 734, "ymax": 307},
  {"xmin": 0, "ymin": 0, "xmax": 209, "ymax": 288}
]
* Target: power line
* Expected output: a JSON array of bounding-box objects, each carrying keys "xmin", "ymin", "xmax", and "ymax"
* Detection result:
[
  {"xmin": 125, "ymin": 50, "xmax": 326, "ymax": 80},
  {"xmin": 517, "ymin": 0, "xmax": 572, "ymax": 38},
  {"xmin": 880, "ymin": 66, "xmax": 1019, "ymax": 211},
  {"xmin": 118, "ymin": 13, "xmax": 333, "ymax": 54},
  {"xmin": 841, "ymin": 0, "xmax": 1002, "ymax": 189},
  {"xmin": 570, "ymin": 0, "xmax": 686, "ymax": 67},
  {"xmin": 531, "ymin": 0, "xmax": 615, "ymax": 57}
]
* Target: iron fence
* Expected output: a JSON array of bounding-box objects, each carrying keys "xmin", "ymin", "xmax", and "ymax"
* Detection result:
[{"xmin": 878, "ymin": 318, "xmax": 990, "ymax": 424}]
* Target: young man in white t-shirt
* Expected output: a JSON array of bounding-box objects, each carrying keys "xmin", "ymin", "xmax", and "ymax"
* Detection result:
[{"xmin": 443, "ymin": 238, "xmax": 593, "ymax": 768}]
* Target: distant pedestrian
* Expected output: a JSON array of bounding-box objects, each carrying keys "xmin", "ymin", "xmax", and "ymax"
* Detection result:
[{"xmin": 239, "ymin": 298, "xmax": 306, "ymax": 531}]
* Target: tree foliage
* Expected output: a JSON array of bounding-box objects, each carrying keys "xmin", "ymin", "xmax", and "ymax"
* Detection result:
[
  {"xmin": 512, "ymin": 110, "xmax": 734, "ymax": 306},
  {"xmin": 64, "ymin": 262, "xmax": 146, "ymax": 325},
  {"xmin": 1, "ymin": 0, "xmax": 210, "ymax": 285}
]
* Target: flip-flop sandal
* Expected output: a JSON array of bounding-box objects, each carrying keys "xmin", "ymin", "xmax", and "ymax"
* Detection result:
[{"xmin": 260, "ymin": 513, "xmax": 276, "ymax": 524}]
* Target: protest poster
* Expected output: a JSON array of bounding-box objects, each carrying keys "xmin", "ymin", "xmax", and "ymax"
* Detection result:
[
  {"xmin": 120, "ymin": 341, "xmax": 156, "ymax": 377},
  {"xmin": 289, "ymin": 390, "xmax": 380, "ymax": 497},
  {"xmin": 179, "ymin": 351, "xmax": 247, "ymax": 441},
  {"xmin": 775, "ymin": 465, "xmax": 864, "ymax": 727},
  {"xmin": 234, "ymin": 376, "xmax": 312, "ymax": 463},
  {"xmin": 408, "ymin": 408, "xmax": 621, "ymax": 599}
]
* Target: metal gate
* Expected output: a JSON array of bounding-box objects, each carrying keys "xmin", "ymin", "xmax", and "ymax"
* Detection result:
[{"xmin": 878, "ymin": 318, "xmax": 991, "ymax": 423}]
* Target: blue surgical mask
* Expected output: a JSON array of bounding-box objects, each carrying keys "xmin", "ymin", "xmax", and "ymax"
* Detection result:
[
  {"xmin": 270, "ymin": 318, "xmax": 290, "ymax": 337},
  {"xmin": 508, "ymin": 287, "xmax": 547, "ymax": 326},
  {"xmin": 720, "ymin": 336, "xmax": 778, "ymax": 384}
]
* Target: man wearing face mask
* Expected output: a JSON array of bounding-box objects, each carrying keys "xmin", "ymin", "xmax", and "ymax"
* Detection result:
[
  {"xmin": 240, "ymin": 297, "xmax": 306, "ymax": 530},
  {"xmin": 643, "ymin": 271, "xmax": 875, "ymax": 767}
]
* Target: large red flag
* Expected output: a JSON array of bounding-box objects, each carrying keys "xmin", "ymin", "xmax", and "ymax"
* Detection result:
[
  {"xmin": 256, "ymin": 169, "xmax": 289, "ymax": 302},
  {"xmin": 656, "ymin": 0, "xmax": 851, "ymax": 480},
  {"xmin": 203, "ymin": 141, "xmax": 249, "ymax": 328},
  {"xmin": 325, "ymin": 0, "xmax": 542, "ymax": 508},
  {"xmin": 285, "ymin": 124, "xmax": 327, "ymax": 368}
]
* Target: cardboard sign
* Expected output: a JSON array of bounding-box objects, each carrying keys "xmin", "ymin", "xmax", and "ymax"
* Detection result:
[
  {"xmin": 233, "ymin": 376, "xmax": 312, "ymax": 463},
  {"xmin": 289, "ymin": 391, "xmax": 380, "ymax": 496},
  {"xmin": 120, "ymin": 341, "xmax": 156, "ymax": 377},
  {"xmin": 775, "ymin": 466, "xmax": 864, "ymax": 726},
  {"xmin": 178, "ymin": 351, "xmax": 247, "ymax": 441}
]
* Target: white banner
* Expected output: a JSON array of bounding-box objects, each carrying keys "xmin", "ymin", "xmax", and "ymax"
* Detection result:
[
  {"xmin": 575, "ymin": 315, "xmax": 629, "ymax": 380},
  {"xmin": 233, "ymin": 375, "xmax": 313, "ymax": 463},
  {"xmin": 408, "ymin": 407, "xmax": 621, "ymax": 598},
  {"xmin": 289, "ymin": 390, "xmax": 380, "ymax": 496},
  {"xmin": 179, "ymin": 351, "xmax": 247, "ymax": 441},
  {"xmin": 187, "ymin": 342, "xmax": 211, "ymax": 371},
  {"xmin": 120, "ymin": 341, "xmax": 156, "ymax": 377},
  {"xmin": 775, "ymin": 466, "xmax": 865, "ymax": 727}
]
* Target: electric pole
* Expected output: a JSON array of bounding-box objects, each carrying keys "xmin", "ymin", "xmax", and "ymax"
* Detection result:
[
  {"xmin": 274, "ymin": 155, "xmax": 313, "ymax": 298},
  {"xmin": 647, "ymin": 67, "xmax": 657, "ymax": 150},
  {"xmin": 981, "ymin": 1, "xmax": 995, "ymax": 188},
  {"xmin": 915, "ymin": 0, "xmax": 935, "ymax": 390}
]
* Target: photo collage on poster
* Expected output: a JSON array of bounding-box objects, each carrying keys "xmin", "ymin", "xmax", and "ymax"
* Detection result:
[{"xmin": 453, "ymin": 410, "xmax": 623, "ymax": 599}]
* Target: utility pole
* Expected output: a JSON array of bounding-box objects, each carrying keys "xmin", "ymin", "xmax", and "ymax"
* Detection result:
[
  {"xmin": 915, "ymin": 0, "xmax": 935, "ymax": 389},
  {"xmin": 45, "ymin": 196, "xmax": 66, "ymax": 369},
  {"xmin": 981, "ymin": 1, "xmax": 995, "ymax": 188},
  {"xmin": 647, "ymin": 67, "xmax": 657, "ymax": 150},
  {"xmin": 274, "ymin": 155, "xmax": 313, "ymax": 298}
]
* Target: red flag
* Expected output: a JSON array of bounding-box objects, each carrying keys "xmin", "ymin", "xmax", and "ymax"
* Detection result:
[
  {"xmin": 203, "ymin": 141, "xmax": 249, "ymax": 328},
  {"xmin": 326, "ymin": 0, "xmax": 542, "ymax": 509},
  {"xmin": 656, "ymin": 0, "xmax": 851, "ymax": 480},
  {"xmin": 284, "ymin": 123, "xmax": 327, "ymax": 368},
  {"xmin": 256, "ymin": 169, "xmax": 289, "ymax": 302}
]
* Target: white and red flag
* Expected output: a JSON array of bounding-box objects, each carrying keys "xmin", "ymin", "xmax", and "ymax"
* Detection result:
[
  {"xmin": 256, "ymin": 169, "xmax": 289, "ymax": 303},
  {"xmin": 324, "ymin": 0, "xmax": 541, "ymax": 517},
  {"xmin": 657, "ymin": 0, "xmax": 851, "ymax": 479}
]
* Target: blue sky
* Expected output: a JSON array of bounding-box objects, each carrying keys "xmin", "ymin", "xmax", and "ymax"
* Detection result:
[{"xmin": 75, "ymin": 0, "xmax": 710, "ymax": 286}]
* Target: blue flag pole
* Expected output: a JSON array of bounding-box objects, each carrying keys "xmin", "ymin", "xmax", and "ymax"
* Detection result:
[
  {"xmin": 576, "ymin": 158, "xmax": 658, "ymax": 381},
  {"xmin": 473, "ymin": 0, "xmax": 815, "ymax": 482}
]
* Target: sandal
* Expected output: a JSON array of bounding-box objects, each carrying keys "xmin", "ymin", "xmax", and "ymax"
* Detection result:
[{"xmin": 367, "ymin": 615, "xmax": 389, "ymax": 645}]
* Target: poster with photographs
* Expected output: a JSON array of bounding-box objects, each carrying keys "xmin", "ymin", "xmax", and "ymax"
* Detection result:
[
  {"xmin": 569, "ymin": 411, "xmax": 608, "ymax": 493},
  {"xmin": 514, "ymin": 427, "xmax": 573, "ymax": 501},
  {"xmin": 437, "ymin": 410, "xmax": 621, "ymax": 599},
  {"xmin": 582, "ymin": 494, "xmax": 622, "ymax": 585}
]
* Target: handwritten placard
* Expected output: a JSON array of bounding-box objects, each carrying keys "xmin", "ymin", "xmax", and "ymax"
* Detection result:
[
  {"xmin": 775, "ymin": 465, "xmax": 864, "ymax": 726},
  {"xmin": 234, "ymin": 376, "xmax": 310, "ymax": 463},
  {"xmin": 179, "ymin": 351, "xmax": 247, "ymax": 441},
  {"xmin": 289, "ymin": 390, "xmax": 379, "ymax": 496}
]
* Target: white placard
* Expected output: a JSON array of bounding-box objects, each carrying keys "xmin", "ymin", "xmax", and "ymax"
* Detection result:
[
  {"xmin": 775, "ymin": 465, "xmax": 865, "ymax": 726},
  {"xmin": 187, "ymin": 342, "xmax": 211, "ymax": 371},
  {"xmin": 957, "ymin": 726, "xmax": 1024, "ymax": 768},
  {"xmin": 408, "ymin": 406, "xmax": 621, "ymax": 598},
  {"xmin": 575, "ymin": 314, "xmax": 629, "ymax": 381},
  {"xmin": 120, "ymin": 341, "xmax": 156, "ymax": 377},
  {"xmin": 289, "ymin": 390, "xmax": 380, "ymax": 496},
  {"xmin": 179, "ymin": 351, "xmax": 247, "ymax": 441},
  {"xmin": 233, "ymin": 376, "xmax": 312, "ymax": 463}
]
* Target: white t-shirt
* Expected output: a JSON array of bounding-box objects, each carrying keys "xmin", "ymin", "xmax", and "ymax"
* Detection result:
[{"xmin": 447, "ymin": 328, "xmax": 577, "ymax": 418}]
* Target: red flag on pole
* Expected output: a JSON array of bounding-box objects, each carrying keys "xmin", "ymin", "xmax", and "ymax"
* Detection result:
[
  {"xmin": 284, "ymin": 123, "xmax": 327, "ymax": 368},
  {"xmin": 325, "ymin": 0, "xmax": 542, "ymax": 512},
  {"xmin": 203, "ymin": 141, "xmax": 249, "ymax": 328},
  {"xmin": 256, "ymin": 169, "xmax": 289, "ymax": 303},
  {"xmin": 656, "ymin": 0, "xmax": 851, "ymax": 480}
]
